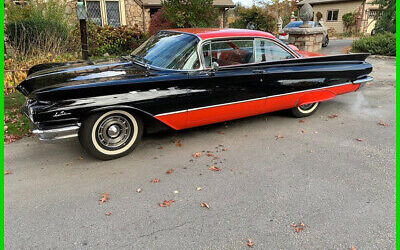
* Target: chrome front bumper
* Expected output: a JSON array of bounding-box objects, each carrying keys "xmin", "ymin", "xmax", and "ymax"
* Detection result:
[{"xmin": 32, "ymin": 124, "xmax": 81, "ymax": 141}]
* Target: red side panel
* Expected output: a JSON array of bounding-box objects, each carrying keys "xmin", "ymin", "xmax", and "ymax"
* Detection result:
[{"xmin": 155, "ymin": 83, "xmax": 360, "ymax": 130}]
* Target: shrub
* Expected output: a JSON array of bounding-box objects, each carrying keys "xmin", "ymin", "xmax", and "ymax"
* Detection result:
[
  {"xmin": 162, "ymin": 0, "xmax": 219, "ymax": 28},
  {"xmin": 148, "ymin": 9, "xmax": 175, "ymax": 36},
  {"xmin": 5, "ymin": 0, "xmax": 75, "ymax": 55},
  {"xmin": 372, "ymin": 0, "xmax": 395, "ymax": 34},
  {"xmin": 342, "ymin": 12, "xmax": 357, "ymax": 33},
  {"xmin": 229, "ymin": 6, "xmax": 276, "ymax": 33},
  {"xmin": 71, "ymin": 23, "xmax": 145, "ymax": 56},
  {"xmin": 351, "ymin": 32, "xmax": 395, "ymax": 56}
]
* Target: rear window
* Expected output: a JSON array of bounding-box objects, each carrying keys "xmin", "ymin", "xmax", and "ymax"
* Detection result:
[{"xmin": 284, "ymin": 21, "xmax": 315, "ymax": 28}]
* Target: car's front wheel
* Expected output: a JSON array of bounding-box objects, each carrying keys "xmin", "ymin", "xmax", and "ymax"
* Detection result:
[
  {"xmin": 79, "ymin": 110, "xmax": 143, "ymax": 160},
  {"xmin": 291, "ymin": 102, "xmax": 320, "ymax": 117}
]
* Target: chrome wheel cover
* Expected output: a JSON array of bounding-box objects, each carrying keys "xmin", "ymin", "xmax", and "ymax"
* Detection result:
[{"xmin": 97, "ymin": 115, "xmax": 132, "ymax": 149}]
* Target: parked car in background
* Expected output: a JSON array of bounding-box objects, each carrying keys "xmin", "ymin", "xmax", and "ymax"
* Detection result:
[
  {"xmin": 279, "ymin": 21, "xmax": 329, "ymax": 47},
  {"xmin": 17, "ymin": 28, "xmax": 372, "ymax": 160}
]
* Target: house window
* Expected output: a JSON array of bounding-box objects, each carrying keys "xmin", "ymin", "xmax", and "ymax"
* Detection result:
[
  {"xmin": 327, "ymin": 10, "xmax": 339, "ymax": 21},
  {"xmin": 85, "ymin": 0, "xmax": 125, "ymax": 27}
]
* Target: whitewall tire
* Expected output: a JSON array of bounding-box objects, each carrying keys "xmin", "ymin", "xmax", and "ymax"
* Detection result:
[
  {"xmin": 79, "ymin": 110, "xmax": 143, "ymax": 160},
  {"xmin": 291, "ymin": 102, "xmax": 320, "ymax": 117}
]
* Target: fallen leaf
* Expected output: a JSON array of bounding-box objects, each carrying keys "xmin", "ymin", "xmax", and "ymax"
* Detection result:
[
  {"xmin": 193, "ymin": 152, "xmax": 201, "ymax": 158},
  {"xmin": 78, "ymin": 156, "xmax": 83, "ymax": 160},
  {"xmin": 105, "ymin": 212, "xmax": 111, "ymax": 216},
  {"xmin": 157, "ymin": 146, "xmax": 163, "ymax": 149},
  {"xmin": 151, "ymin": 178, "xmax": 160, "ymax": 183},
  {"xmin": 200, "ymin": 202, "xmax": 210, "ymax": 208},
  {"xmin": 328, "ymin": 114, "xmax": 338, "ymax": 119},
  {"xmin": 246, "ymin": 238, "xmax": 254, "ymax": 247},
  {"xmin": 196, "ymin": 187, "xmax": 202, "ymax": 191},
  {"xmin": 209, "ymin": 166, "xmax": 221, "ymax": 171},
  {"xmin": 221, "ymin": 148, "xmax": 227, "ymax": 151},
  {"xmin": 4, "ymin": 170, "xmax": 12, "ymax": 175},
  {"xmin": 166, "ymin": 169, "xmax": 174, "ymax": 174},
  {"xmin": 136, "ymin": 188, "xmax": 142, "ymax": 193},
  {"xmin": 218, "ymin": 131, "xmax": 225, "ymax": 134},
  {"xmin": 294, "ymin": 227, "xmax": 304, "ymax": 232},
  {"xmin": 276, "ymin": 134, "xmax": 284, "ymax": 139},
  {"xmin": 159, "ymin": 199, "xmax": 174, "ymax": 207},
  {"xmin": 174, "ymin": 139, "xmax": 183, "ymax": 147},
  {"xmin": 301, "ymin": 130, "xmax": 306, "ymax": 134},
  {"xmin": 356, "ymin": 138, "xmax": 363, "ymax": 142},
  {"xmin": 99, "ymin": 193, "xmax": 110, "ymax": 205},
  {"xmin": 206, "ymin": 153, "xmax": 215, "ymax": 157},
  {"xmin": 299, "ymin": 120, "xmax": 305, "ymax": 123},
  {"xmin": 4, "ymin": 125, "xmax": 8, "ymax": 131},
  {"xmin": 378, "ymin": 121, "xmax": 389, "ymax": 126},
  {"xmin": 351, "ymin": 246, "xmax": 357, "ymax": 250}
]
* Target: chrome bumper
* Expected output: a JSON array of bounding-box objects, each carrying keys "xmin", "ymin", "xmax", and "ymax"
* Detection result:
[
  {"xmin": 353, "ymin": 76, "xmax": 374, "ymax": 87},
  {"xmin": 32, "ymin": 124, "xmax": 80, "ymax": 141}
]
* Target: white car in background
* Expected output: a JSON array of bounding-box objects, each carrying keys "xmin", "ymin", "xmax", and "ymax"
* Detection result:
[{"xmin": 278, "ymin": 21, "xmax": 329, "ymax": 47}]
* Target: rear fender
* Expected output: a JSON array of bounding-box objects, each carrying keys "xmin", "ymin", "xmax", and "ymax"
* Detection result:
[{"xmin": 296, "ymin": 90, "xmax": 336, "ymax": 107}]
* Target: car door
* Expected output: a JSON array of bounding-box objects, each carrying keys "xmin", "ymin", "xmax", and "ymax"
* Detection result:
[
  {"xmin": 186, "ymin": 39, "xmax": 267, "ymax": 128},
  {"xmin": 254, "ymin": 38, "xmax": 342, "ymax": 113}
]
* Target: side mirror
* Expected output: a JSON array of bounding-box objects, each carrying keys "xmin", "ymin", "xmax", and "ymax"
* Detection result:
[{"xmin": 212, "ymin": 61, "xmax": 219, "ymax": 71}]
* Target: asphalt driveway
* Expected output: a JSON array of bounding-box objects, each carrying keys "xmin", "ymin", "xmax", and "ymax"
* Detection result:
[{"xmin": 4, "ymin": 54, "xmax": 396, "ymax": 249}]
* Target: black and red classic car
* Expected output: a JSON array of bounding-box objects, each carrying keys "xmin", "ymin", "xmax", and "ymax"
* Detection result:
[{"xmin": 17, "ymin": 28, "xmax": 373, "ymax": 160}]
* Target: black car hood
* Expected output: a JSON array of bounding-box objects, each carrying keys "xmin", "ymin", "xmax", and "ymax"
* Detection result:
[{"xmin": 17, "ymin": 59, "xmax": 151, "ymax": 97}]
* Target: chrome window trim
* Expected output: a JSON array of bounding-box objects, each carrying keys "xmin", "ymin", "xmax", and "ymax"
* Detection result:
[{"xmin": 197, "ymin": 36, "xmax": 300, "ymax": 70}]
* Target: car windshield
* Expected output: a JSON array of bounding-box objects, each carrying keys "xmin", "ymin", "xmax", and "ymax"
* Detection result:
[
  {"xmin": 284, "ymin": 21, "xmax": 315, "ymax": 28},
  {"xmin": 131, "ymin": 31, "xmax": 200, "ymax": 70}
]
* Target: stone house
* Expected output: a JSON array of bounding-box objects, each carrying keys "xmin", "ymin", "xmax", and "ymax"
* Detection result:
[
  {"xmin": 65, "ymin": 0, "xmax": 235, "ymax": 32},
  {"xmin": 297, "ymin": 0, "xmax": 379, "ymax": 34}
]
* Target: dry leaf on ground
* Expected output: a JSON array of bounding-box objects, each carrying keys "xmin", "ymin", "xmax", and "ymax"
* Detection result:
[
  {"xmin": 328, "ymin": 114, "xmax": 338, "ymax": 119},
  {"xmin": 4, "ymin": 170, "xmax": 12, "ymax": 175},
  {"xmin": 209, "ymin": 166, "xmax": 221, "ymax": 171},
  {"xmin": 166, "ymin": 169, "xmax": 174, "ymax": 174},
  {"xmin": 105, "ymin": 212, "xmax": 111, "ymax": 216},
  {"xmin": 378, "ymin": 121, "xmax": 389, "ymax": 126},
  {"xmin": 356, "ymin": 138, "xmax": 363, "ymax": 142},
  {"xmin": 136, "ymin": 188, "xmax": 142, "ymax": 193},
  {"xmin": 174, "ymin": 139, "xmax": 183, "ymax": 147},
  {"xmin": 99, "ymin": 193, "xmax": 110, "ymax": 205},
  {"xmin": 193, "ymin": 152, "xmax": 201, "ymax": 158},
  {"xmin": 221, "ymin": 148, "xmax": 227, "ymax": 151},
  {"xmin": 200, "ymin": 202, "xmax": 210, "ymax": 208},
  {"xmin": 246, "ymin": 238, "xmax": 254, "ymax": 247},
  {"xmin": 276, "ymin": 134, "xmax": 284, "ymax": 139},
  {"xmin": 218, "ymin": 131, "xmax": 225, "ymax": 134},
  {"xmin": 159, "ymin": 200, "xmax": 174, "ymax": 207},
  {"xmin": 196, "ymin": 187, "xmax": 202, "ymax": 191},
  {"xmin": 299, "ymin": 120, "xmax": 305, "ymax": 123},
  {"xmin": 151, "ymin": 178, "xmax": 160, "ymax": 183}
]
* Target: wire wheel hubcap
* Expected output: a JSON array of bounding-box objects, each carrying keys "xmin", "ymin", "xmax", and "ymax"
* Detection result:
[{"xmin": 97, "ymin": 115, "xmax": 132, "ymax": 149}]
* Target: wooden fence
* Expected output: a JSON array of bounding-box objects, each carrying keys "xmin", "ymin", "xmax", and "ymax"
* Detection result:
[{"xmin": 4, "ymin": 69, "xmax": 28, "ymax": 95}]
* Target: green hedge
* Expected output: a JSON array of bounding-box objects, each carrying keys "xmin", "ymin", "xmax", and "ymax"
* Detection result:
[
  {"xmin": 351, "ymin": 32, "xmax": 396, "ymax": 56},
  {"xmin": 72, "ymin": 23, "xmax": 145, "ymax": 56}
]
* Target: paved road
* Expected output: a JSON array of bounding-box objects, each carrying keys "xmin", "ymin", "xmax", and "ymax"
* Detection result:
[
  {"xmin": 5, "ymin": 56, "xmax": 395, "ymax": 249},
  {"xmin": 321, "ymin": 39, "xmax": 353, "ymax": 55}
]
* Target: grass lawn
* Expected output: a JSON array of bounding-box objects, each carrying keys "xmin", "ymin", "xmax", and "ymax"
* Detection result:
[{"xmin": 4, "ymin": 92, "xmax": 31, "ymax": 143}]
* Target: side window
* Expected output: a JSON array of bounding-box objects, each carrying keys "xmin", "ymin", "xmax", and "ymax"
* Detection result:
[
  {"xmin": 202, "ymin": 43, "xmax": 211, "ymax": 69},
  {"xmin": 254, "ymin": 39, "xmax": 294, "ymax": 62},
  {"xmin": 203, "ymin": 40, "xmax": 254, "ymax": 67}
]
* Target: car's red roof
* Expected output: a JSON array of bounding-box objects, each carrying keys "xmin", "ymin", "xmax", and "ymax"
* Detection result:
[{"xmin": 168, "ymin": 28, "xmax": 277, "ymax": 40}]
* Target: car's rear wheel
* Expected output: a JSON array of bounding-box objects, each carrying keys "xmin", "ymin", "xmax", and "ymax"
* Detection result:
[
  {"xmin": 322, "ymin": 35, "xmax": 329, "ymax": 47},
  {"xmin": 79, "ymin": 110, "xmax": 143, "ymax": 160},
  {"xmin": 291, "ymin": 102, "xmax": 320, "ymax": 117}
]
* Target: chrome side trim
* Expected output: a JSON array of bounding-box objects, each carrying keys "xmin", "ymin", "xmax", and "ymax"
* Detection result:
[
  {"xmin": 32, "ymin": 124, "xmax": 81, "ymax": 141},
  {"xmin": 156, "ymin": 81, "xmax": 354, "ymax": 117},
  {"xmin": 353, "ymin": 76, "xmax": 373, "ymax": 84}
]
